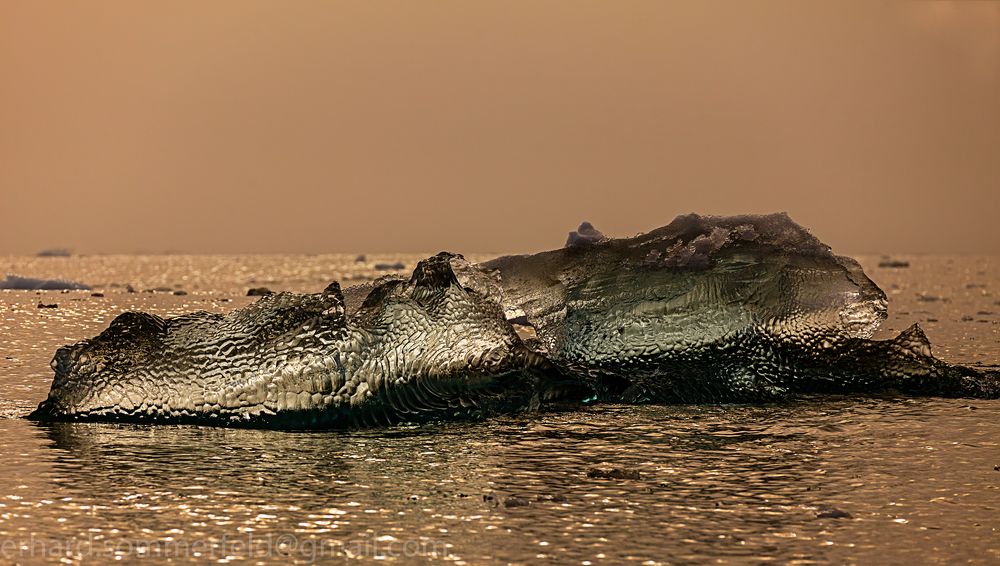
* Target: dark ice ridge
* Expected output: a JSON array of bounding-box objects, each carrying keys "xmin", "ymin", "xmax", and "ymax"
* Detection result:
[{"xmin": 29, "ymin": 213, "xmax": 1000, "ymax": 428}]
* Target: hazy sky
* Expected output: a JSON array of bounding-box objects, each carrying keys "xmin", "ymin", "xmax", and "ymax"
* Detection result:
[{"xmin": 1, "ymin": 1, "xmax": 998, "ymax": 255}]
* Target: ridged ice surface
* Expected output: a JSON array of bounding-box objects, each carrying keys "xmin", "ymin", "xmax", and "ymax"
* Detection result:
[
  {"xmin": 30, "ymin": 254, "xmax": 547, "ymax": 427},
  {"xmin": 485, "ymin": 214, "xmax": 997, "ymax": 401},
  {"xmin": 488, "ymin": 214, "xmax": 888, "ymax": 348},
  {"xmin": 27, "ymin": 214, "xmax": 1000, "ymax": 427}
]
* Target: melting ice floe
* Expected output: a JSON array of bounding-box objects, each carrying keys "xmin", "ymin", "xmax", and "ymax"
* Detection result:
[{"xmin": 29, "ymin": 213, "xmax": 1000, "ymax": 428}]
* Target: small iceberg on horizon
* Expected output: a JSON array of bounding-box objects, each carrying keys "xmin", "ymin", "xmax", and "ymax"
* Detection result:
[
  {"xmin": 0, "ymin": 274, "xmax": 91, "ymax": 291},
  {"xmin": 35, "ymin": 248, "xmax": 72, "ymax": 257}
]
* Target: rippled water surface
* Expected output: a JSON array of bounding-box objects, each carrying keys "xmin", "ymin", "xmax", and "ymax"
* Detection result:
[{"xmin": 1, "ymin": 254, "xmax": 998, "ymax": 564}]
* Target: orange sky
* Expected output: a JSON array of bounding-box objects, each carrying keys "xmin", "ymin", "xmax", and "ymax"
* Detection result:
[{"xmin": 1, "ymin": 1, "xmax": 998, "ymax": 255}]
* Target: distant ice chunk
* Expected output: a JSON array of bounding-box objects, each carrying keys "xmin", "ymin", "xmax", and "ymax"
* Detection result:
[
  {"xmin": 36, "ymin": 248, "xmax": 71, "ymax": 257},
  {"xmin": 374, "ymin": 262, "xmax": 406, "ymax": 271},
  {"xmin": 565, "ymin": 222, "xmax": 606, "ymax": 248},
  {"xmin": 878, "ymin": 257, "xmax": 910, "ymax": 268},
  {"xmin": 0, "ymin": 275, "xmax": 90, "ymax": 291}
]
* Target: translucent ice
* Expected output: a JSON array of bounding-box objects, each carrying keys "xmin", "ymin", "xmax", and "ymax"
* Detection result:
[
  {"xmin": 482, "ymin": 213, "xmax": 995, "ymax": 401},
  {"xmin": 29, "ymin": 214, "xmax": 999, "ymax": 428}
]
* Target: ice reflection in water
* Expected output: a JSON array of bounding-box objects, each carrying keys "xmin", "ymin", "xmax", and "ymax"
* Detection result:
[{"xmin": 0, "ymin": 401, "xmax": 994, "ymax": 564}]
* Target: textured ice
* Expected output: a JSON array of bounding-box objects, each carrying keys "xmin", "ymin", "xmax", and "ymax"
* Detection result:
[
  {"xmin": 0, "ymin": 274, "xmax": 91, "ymax": 291},
  {"xmin": 485, "ymin": 213, "xmax": 886, "ymax": 352},
  {"xmin": 484, "ymin": 213, "xmax": 995, "ymax": 401},
  {"xmin": 30, "ymin": 214, "xmax": 999, "ymax": 428},
  {"xmin": 30, "ymin": 253, "xmax": 559, "ymax": 427}
]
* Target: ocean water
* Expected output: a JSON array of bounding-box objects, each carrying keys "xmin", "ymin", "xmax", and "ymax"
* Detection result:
[{"xmin": 0, "ymin": 254, "xmax": 997, "ymax": 564}]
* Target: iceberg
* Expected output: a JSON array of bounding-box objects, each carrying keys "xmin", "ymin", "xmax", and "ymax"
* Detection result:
[
  {"xmin": 29, "ymin": 214, "xmax": 999, "ymax": 428},
  {"xmin": 0, "ymin": 274, "xmax": 91, "ymax": 291},
  {"xmin": 486, "ymin": 214, "xmax": 997, "ymax": 401}
]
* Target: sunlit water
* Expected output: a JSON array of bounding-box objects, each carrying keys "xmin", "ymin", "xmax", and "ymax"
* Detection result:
[{"xmin": 0, "ymin": 254, "xmax": 997, "ymax": 564}]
